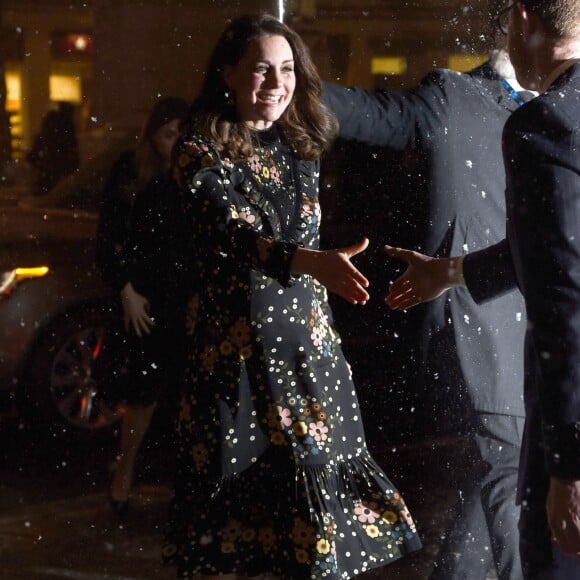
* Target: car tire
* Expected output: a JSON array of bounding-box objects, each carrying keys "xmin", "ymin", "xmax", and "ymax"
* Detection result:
[{"xmin": 20, "ymin": 304, "xmax": 122, "ymax": 433}]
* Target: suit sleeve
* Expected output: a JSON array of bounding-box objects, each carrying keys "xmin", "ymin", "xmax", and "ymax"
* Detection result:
[
  {"xmin": 321, "ymin": 71, "xmax": 450, "ymax": 150},
  {"xmin": 462, "ymin": 239, "xmax": 518, "ymax": 303},
  {"xmin": 508, "ymin": 108, "xmax": 580, "ymax": 478}
]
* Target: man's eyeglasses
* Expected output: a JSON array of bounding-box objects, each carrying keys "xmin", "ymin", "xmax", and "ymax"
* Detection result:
[{"xmin": 495, "ymin": 2, "xmax": 518, "ymax": 35}]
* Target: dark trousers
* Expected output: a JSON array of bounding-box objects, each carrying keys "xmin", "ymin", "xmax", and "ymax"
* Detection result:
[{"xmin": 430, "ymin": 413, "xmax": 524, "ymax": 580}]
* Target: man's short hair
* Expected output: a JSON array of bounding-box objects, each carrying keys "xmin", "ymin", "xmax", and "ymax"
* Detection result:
[{"xmin": 521, "ymin": 0, "xmax": 580, "ymax": 38}]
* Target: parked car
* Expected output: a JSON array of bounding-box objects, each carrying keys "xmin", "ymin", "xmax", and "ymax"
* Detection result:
[{"xmin": 0, "ymin": 131, "xmax": 136, "ymax": 432}]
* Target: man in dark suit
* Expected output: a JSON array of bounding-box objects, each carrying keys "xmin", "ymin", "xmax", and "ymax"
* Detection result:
[
  {"xmin": 385, "ymin": 1, "xmax": 580, "ymax": 577},
  {"xmin": 322, "ymin": 4, "xmax": 529, "ymax": 578}
]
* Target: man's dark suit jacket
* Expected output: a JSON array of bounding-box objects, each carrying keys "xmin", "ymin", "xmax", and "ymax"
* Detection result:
[
  {"xmin": 323, "ymin": 61, "xmax": 526, "ymax": 418},
  {"xmin": 463, "ymin": 62, "xmax": 580, "ymax": 485}
]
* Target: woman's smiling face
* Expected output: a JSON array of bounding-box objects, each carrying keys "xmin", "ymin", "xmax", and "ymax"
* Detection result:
[{"xmin": 224, "ymin": 34, "xmax": 296, "ymax": 130}]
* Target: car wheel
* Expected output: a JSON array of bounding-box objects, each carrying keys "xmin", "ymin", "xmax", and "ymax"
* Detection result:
[{"xmin": 21, "ymin": 306, "xmax": 122, "ymax": 431}]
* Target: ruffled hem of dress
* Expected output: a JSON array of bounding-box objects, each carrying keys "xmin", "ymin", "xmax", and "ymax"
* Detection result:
[{"xmin": 163, "ymin": 448, "xmax": 422, "ymax": 579}]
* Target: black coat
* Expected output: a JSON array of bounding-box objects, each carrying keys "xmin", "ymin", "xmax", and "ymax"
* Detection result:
[
  {"xmin": 126, "ymin": 172, "xmax": 192, "ymax": 314},
  {"xmin": 94, "ymin": 150, "xmax": 191, "ymax": 405},
  {"xmin": 95, "ymin": 149, "xmax": 191, "ymax": 310},
  {"xmin": 323, "ymin": 61, "xmax": 526, "ymax": 417},
  {"xmin": 464, "ymin": 63, "xmax": 580, "ymax": 484},
  {"xmin": 95, "ymin": 149, "xmax": 139, "ymax": 293}
]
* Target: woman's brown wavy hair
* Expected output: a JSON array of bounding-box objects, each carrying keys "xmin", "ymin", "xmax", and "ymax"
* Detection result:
[
  {"xmin": 135, "ymin": 96, "xmax": 189, "ymax": 188},
  {"xmin": 187, "ymin": 13, "xmax": 337, "ymax": 161}
]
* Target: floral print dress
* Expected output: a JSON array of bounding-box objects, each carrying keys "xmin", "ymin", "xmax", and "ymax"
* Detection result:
[{"xmin": 163, "ymin": 125, "xmax": 421, "ymax": 578}]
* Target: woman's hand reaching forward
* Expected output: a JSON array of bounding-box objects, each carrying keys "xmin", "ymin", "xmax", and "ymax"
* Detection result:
[{"xmin": 292, "ymin": 238, "xmax": 370, "ymax": 305}]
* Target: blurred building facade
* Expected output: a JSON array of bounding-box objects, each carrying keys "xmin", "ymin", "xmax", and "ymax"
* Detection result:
[{"xmin": 0, "ymin": 0, "xmax": 491, "ymax": 162}]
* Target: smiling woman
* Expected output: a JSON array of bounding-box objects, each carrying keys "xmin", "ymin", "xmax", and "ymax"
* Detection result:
[
  {"xmin": 223, "ymin": 34, "xmax": 296, "ymax": 130},
  {"xmin": 162, "ymin": 13, "xmax": 421, "ymax": 580}
]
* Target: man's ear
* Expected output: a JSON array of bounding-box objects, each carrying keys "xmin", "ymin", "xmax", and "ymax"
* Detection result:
[
  {"xmin": 519, "ymin": 2, "xmax": 543, "ymax": 41},
  {"xmin": 516, "ymin": 2, "xmax": 530, "ymax": 37}
]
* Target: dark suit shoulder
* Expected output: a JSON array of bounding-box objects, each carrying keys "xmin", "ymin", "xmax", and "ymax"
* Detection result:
[
  {"xmin": 421, "ymin": 67, "xmax": 477, "ymax": 92},
  {"xmin": 423, "ymin": 67, "xmax": 467, "ymax": 83},
  {"xmin": 420, "ymin": 66, "xmax": 503, "ymax": 110},
  {"xmin": 438, "ymin": 60, "xmax": 519, "ymax": 117},
  {"xmin": 506, "ymin": 84, "xmax": 579, "ymax": 138},
  {"xmin": 508, "ymin": 64, "xmax": 579, "ymax": 131}
]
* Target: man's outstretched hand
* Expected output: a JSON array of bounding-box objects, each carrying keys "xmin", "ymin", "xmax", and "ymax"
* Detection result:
[
  {"xmin": 547, "ymin": 477, "xmax": 580, "ymax": 559},
  {"xmin": 384, "ymin": 245, "xmax": 465, "ymax": 309}
]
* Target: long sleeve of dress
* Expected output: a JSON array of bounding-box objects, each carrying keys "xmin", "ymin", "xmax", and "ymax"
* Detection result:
[
  {"xmin": 95, "ymin": 150, "xmax": 138, "ymax": 292},
  {"xmin": 175, "ymin": 138, "xmax": 298, "ymax": 287}
]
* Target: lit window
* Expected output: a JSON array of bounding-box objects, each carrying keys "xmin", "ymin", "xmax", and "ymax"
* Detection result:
[
  {"xmin": 371, "ymin": 56, "xmax": 407, "ymax": 76},
  {"xmin": 5, "ymin": 71, "xmax": 21, "ymax": 106},
  {"xmin": 49, "ymin": 75, "xmax": 82, "ymax": 104},
  {"xmin": 447, "ymin": 54, "xmax": 487, "ymax": 72}
]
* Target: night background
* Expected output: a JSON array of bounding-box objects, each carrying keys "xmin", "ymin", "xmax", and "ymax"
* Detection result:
[{"xmin": 0, "ymin": 1, "xmax": 499, "ymax": 579}]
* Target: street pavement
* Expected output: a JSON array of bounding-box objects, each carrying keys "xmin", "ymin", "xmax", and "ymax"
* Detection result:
[
  {"xmin": 0, "ymin": 484, "xmax": 174, "ymax": 580},
  {"xmin": 0, "ymin": 420, "xmax": 468, "ymax": 580}
]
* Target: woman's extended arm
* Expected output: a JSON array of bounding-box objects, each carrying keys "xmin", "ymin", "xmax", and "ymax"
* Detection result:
[{"xmin": 177, "ymin": 138, "xmax": 371, "ymax": 305}]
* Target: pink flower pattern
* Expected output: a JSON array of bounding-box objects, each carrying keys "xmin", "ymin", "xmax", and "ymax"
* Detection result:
[
  {"xmin": 267, "ymin": 405, "xmax": 293, "ymax": 430},
  {"xmin": 248, "ymin": 154, "xmax": 261, "ymax": 173},
  {"xmin": 310, "ymin": 328, "xmax": 322, "ymax": 346},
  {"xmin": 238, "ymin": 210, "xmax": 256, "ymax": 224},
  {"xmin": 309, "ymin": 421, "xmax": 329, "ymax": 442},
  {"xmin": 354, "ymin": 501, "xmax": 381, "ymax": 524}
]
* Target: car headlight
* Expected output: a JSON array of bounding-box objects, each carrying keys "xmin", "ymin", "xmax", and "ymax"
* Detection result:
[{"xmin": 0, "ymin": 266, "xmax": 50, "ymax": 295}]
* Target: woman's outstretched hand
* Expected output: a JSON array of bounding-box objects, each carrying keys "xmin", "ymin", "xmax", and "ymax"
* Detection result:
[
  {"xmin": 120, "ymin": 281, "xmax": 154, "ymax": 337},
  {"xmin": 292, "ymin": 238, "xmax": 370, "ymax": 304},
  {"xmin": 384, "ymin": 245, "xmax": 465, "ymax": 310}
]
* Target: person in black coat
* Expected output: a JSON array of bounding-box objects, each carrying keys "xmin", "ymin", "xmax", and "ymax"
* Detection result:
[
  {"xmin": 95, "ymin": 96, "xmax": 190, "ymax": 514},
  {"xmin": 321, "ymin": 5, "xmax": 531, "ymax": 579},
  {"xmin": 384, "ymin": 1, "xmax": 580, "ymax": 577},
  {"xmin": 27, "ymin": 102, "xmax": 80, "ymax": 195}
]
